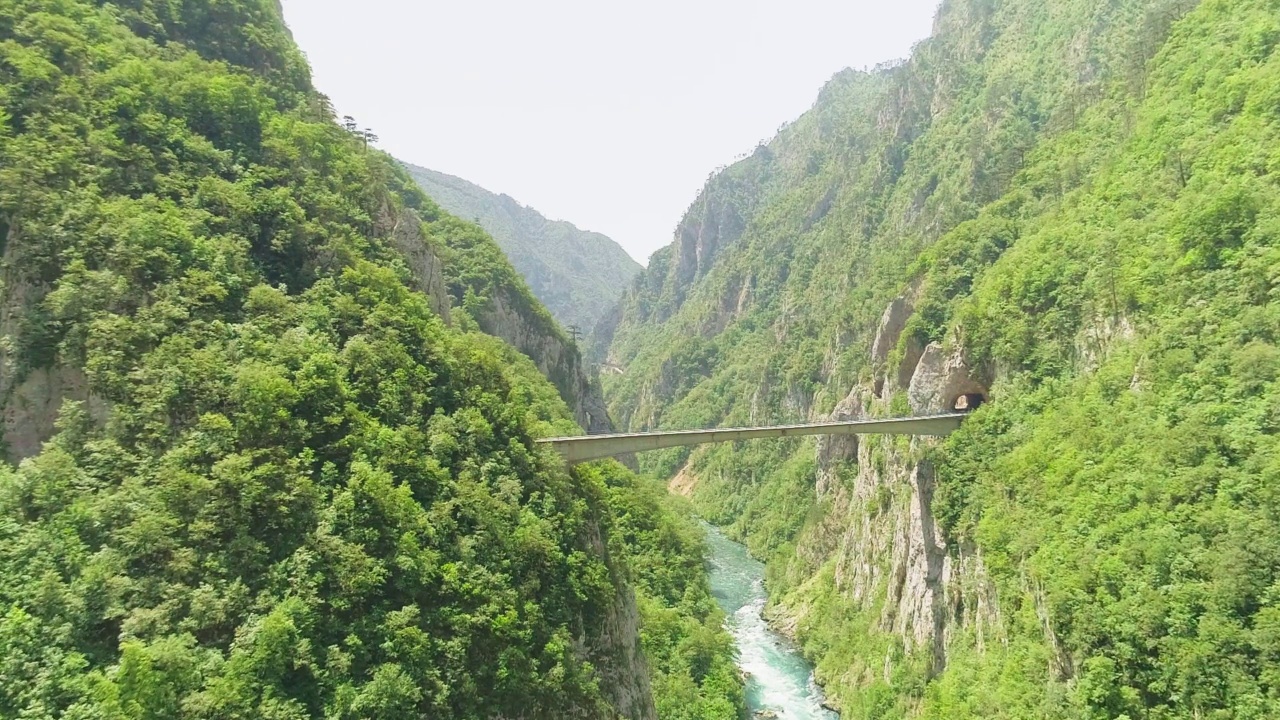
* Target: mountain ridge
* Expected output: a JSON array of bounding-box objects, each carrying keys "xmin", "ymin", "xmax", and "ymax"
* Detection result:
[{"xmin": 405, "ymin": 163, "xmax": 642, "ymax": 333}]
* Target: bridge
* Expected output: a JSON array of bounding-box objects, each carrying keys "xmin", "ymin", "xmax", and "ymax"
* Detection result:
[{"xmin": 537, "ymin": 413, "xmax": 967, "ymax": 464}]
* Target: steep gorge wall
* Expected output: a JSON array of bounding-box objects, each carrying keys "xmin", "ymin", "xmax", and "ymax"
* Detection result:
[
  {"xmin": 0, "ymin": 191, "xmax": 455, "ymax": 463},
  {"xmin": 601, "ymin": 0, "xmax": 1280, "ymax": 716},
  {"xmin": 594, "ymin": 145, "xmax": 776, "ymax": 363},
  {"xmin": 380, "ymin": 189, "xmax": 618, "ymax": 438},
  {"xmin": 772, "ymin": 299, "xmax": 1004, "ymax": 704},
  {"xmin": 472, "ymin": 287, "xmax": 612, "ymax": 435}
]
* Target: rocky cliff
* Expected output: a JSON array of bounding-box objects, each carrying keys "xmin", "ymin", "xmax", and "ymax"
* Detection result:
[
  {"xmin": 420, "ymin": 200, "xmax": 616, "ymax": 435},
  {"xmin": 379, "ymin": 203, "xmax": 452, "ymax": 323},
  {"xmin": 478, "ymin": 286, "xmax": 613, "ymax": 434},
  {"xmin": 771, "ymin": 298, "xmax": 1003, "ymax": 707},
  {"xmin": 594, "ymin": 144, "xmax": 775, "ymax": 362}
]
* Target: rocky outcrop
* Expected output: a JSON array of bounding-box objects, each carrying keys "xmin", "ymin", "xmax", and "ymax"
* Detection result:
[
  {"xmin": 3, "ymin": 367, "xmax": 109, "ymax": 461},
  {"xmin": 477, "ymin": 288, "xmax": 613, "ymax": 434},
  {"xmin": 907, "ymin": 343, "xmax": 989, "ymax": 414},
  {"xmin": 1074, "ymin": 314, "xmax": 1135, "ymax": 373},
  {"xmin": 871, "ymin": 297, "xmax": 912, "ymax": 367},
  {"xmin": 896, "ymin": 335, "xmax": 927, "ymax": 396},
  {"xmin": 382, "ymin": 206, "xmax": 452, "ymax": 322},
  {"xmin": 871, "ymin": 296, "xmax": 927, "ymax": 397},
  {"xmin": 581, "ymin": 518, "xmax": 658, "ymax": 720},
  {"xmin": 868, "ymin": 295, "xmax": 927, "ymax": 398},
  {"xmin": 774, "ymin": 300, "xmax": 1004, "ymax": 702}
]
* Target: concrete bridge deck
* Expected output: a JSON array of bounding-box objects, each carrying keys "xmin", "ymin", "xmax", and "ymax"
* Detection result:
[{"xmin": 537, "ymin": 413, "xmax": 967, "ymax": 464}]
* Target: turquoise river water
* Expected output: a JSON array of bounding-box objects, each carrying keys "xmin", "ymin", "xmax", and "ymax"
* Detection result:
[{"xmin": 703, "ymin": 524, "xmax": 839, "ymax": 720}]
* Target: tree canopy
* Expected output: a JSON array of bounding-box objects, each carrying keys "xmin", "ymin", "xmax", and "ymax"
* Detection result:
[{"xmin": 0, "ymin": 1, "xmax": 742, "ymax": 717}]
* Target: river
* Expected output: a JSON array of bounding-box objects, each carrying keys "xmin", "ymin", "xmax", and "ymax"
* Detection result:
[{"xmin": 703, "ymin": 524, "xmax": 839, "ymax": 720}]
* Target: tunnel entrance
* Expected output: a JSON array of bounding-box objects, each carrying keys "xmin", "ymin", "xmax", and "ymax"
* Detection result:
[{"xmin": 952, "ymin": 393, "xmax": 986, "ymax": 413}]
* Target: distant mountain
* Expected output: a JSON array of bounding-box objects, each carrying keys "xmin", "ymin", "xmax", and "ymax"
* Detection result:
[{"xmin": 403, "ymin": 163, "xmax": 642, "ymax": 332}]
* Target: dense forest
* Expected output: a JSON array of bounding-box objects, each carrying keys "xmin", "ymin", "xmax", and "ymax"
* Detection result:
[
  {"xmin": 601, "ymin": 0, "xmax": 1280, "ymax": 717},
  {"xmin": 7, "ymin": 0, "xmax": 1279, "ymax": 717},
  {"xmin": 0, "ymin": 1, "xmax": 740, "ymax": 718}
]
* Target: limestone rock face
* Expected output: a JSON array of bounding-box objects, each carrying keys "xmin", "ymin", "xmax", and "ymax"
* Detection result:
[
  {"xmin": 601, "ymin": 148, "xmax": 773, "ymax": 350},
  {"xmin": 870, "ymin": 296, "xmax": 926, "ymax": 397},
  {"xmin": 477, "ymin": 288, "xmax": 613, "ymax": 434},
  {"xmin": 907, "ymin": 343, "xmax": 988, "ymax": 414},
  {"xmin": 777, "ymin": 382, "xmax": 1003, "ymax": 685},
  {"xmin": 895, "ymin": 335, "xmax": 927, "ymax": 395},
  {"xmin": 815, "ymin": 386, "xmax": 868, "ymax": 494},
  {"xmin": 1075, "ymin": 314, "xmax": 1135, "ymax": 373},
  {"xmin": 671, "ymin": 180, "xmax": 748, "ymax": 309},
  {"xmin": 381, "ymin": 206, "xmax": 452, "ymax": 323},
  {"xmin": 580, "ymin": 518, "xmax": 658, "ymax": 720},
  {"xmin": 4, "ymin": 367, "xmax": 110, "ymax": 461},
  {"xmin": 871, "ymin": 297, "xmax": 913, "ymax": 367}
]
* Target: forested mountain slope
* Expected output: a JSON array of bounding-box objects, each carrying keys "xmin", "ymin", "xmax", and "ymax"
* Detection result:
[
  {"xmin": 415, "ymin": 174, "xmax": 615, "ymax": 434},
  {"xmin": 601, "ymin": 0, "xmax": 1280, "ymax": 716},
  {"xmin": 0, "ymin": 1, "xmax": 741, "ymax": 717},
  {"xmin": 405, "ymin": 163, "xmax": 642, "ymax": 333}
]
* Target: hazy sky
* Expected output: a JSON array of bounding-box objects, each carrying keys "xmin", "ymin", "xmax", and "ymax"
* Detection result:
[{"xmin": 279, "ymin": 1, "xmax": 941, "ymax": 264}]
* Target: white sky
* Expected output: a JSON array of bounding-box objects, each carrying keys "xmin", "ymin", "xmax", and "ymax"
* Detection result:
[{"xmin": 279, "ymin": 1, "xmax": 941, "ymax": 264}]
